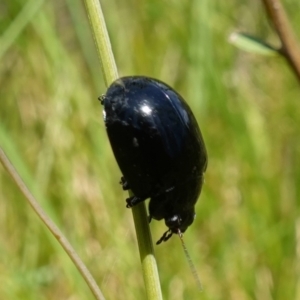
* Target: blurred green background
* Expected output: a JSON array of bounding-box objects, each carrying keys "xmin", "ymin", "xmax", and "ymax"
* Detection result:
[{"xmin": 1, "ymin": 0, "xmax": 300, "ymax": 299}]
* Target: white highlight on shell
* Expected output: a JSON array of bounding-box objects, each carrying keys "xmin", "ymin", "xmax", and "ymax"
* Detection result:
[
  {"xmin": 140, "ymin": 104, "xmax": 152, "ymax": 115},
  {"xmin": 102, "ymin": 110, "xmax": 106, "ymax": 121}
]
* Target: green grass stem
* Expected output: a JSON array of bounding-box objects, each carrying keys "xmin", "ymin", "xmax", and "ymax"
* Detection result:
[
  {"xmin": 83, "ymin": 0, "xmax": 162, "ymax": 298},
  {"xmin": 0, "ymin": 146, "xmax": 106, "ymax": 300},
  {"xmin": 83, "ymin": 0, "xmax": 118, "ymax": 86}
]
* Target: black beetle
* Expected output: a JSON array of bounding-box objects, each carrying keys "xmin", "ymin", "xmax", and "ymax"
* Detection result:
[{"xmin": 101, "ymin": 76, "xmax": 207, "ymax": 243}]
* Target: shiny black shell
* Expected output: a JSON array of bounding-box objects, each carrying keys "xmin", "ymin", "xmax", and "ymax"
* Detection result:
[{"xmin": 103, "ymin": 76, "xmax": 207, "ymax": 242}]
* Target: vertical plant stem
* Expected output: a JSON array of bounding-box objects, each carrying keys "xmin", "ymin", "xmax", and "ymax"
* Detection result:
[
  {"xmin": 261, "ymin": 0, "xmax": 300, "ymax": 82},
  {"xmin": 83, "ymin": 1, "xmax": 163, "ymax": 298},
  {"xmin": 83, "ymin": 0, "xmax": 118, "ymax": 86},
  {"xmin": 131, "ymin": 195, "xmax": 163, "ymax": 300}
]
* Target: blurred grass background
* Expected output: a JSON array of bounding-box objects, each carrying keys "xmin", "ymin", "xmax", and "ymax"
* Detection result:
[{"xmin": 1, "ymin": 0, "xmax": 300, "ymax": 299}]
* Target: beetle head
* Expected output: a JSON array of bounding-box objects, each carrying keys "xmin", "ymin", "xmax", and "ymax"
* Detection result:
[{"xmin": 156, "ymin": 210, "xmax": 195, "ymax": 244}]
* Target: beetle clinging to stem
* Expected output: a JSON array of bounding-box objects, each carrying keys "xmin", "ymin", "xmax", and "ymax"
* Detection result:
[{"xmin": 101, "ymin": 76, "xmax": 207, "ymax": 244}]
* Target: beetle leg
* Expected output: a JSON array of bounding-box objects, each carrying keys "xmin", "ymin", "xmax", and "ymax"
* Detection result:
[
  {"xmin": 126, "ymin": 195, "xmax": 146, "ymax": 208},
  {"xmin": 120, "ymin": 176, "xmax": 130, "ymax": 190},
  {"xmin": 156, "ymin": 229, "xmax": 173, "ymax": 245},
  {"xmin": 98, "ymin": 95, "xmax": 105, "ymax": 105}
]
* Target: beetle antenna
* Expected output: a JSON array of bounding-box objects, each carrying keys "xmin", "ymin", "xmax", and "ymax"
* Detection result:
[{"xmin": 177, "ymin": 229, "xmax": 202, "ymax": 291}]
